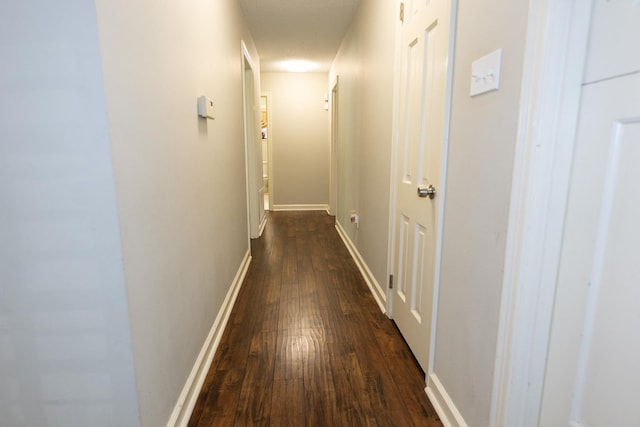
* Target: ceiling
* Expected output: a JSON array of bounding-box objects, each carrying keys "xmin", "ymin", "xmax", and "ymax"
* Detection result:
[{"xmin": 238, "ymin": 0, "xmax": 362, "ymax": 73}]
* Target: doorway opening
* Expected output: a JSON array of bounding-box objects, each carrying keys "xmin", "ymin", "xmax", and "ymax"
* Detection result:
[{"xmin": 260, "ymin": 93, "xmax": 273, "ymax": 211}]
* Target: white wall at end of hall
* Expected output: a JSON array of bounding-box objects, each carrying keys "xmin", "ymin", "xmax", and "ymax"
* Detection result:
[{"xmin": 261, "ymin": 72, "xmax": 330, "ymax": 208}]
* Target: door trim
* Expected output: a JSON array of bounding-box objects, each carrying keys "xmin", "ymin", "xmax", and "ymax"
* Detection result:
[
  {"xmin": 490, "ymin": 1, "xmax": 594, "ymax": 425},
  {"xmin": 385, "ymin": 0, "xmax": 403, "ymax": 319},
  {"xmin": 329, "ymin": 77, "xmax": 339, "ymax": 217},
  {"xmin": 241, "ymin": 40, "xmax": 260, "ymax": 239}
]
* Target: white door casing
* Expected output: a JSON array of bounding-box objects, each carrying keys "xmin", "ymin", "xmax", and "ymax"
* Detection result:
[
  {"xmin": 490, "ymin": 1, "xmax": 640, "ymax": 424},
  {"xmin": 241, "ymin": 41, "xmax": 263, "ymax": 239},
  {"xmin": 534, "ymin": 2, "xmax": 640, "ymax": 425},
  {"xmin": 263, "ymin": 92, "xmax": 274, "ymax": 212},
  {"xmin": 538, "ymin": 56, "xmax": 640, "ymax": 427},
  {"xmin": 391, "ymin": 0, "xmax": 453, "ymax": 372},
  {"xmin": 540, "ymin": 72, "xmax": 640, "ymax": 427},
  {"xmin": 330, "ymin": 78, "xmax": 339, "ymax": 217},
  {"xmin": 489, "ymin": 1, "xmax": 594, "ymax": 424}
]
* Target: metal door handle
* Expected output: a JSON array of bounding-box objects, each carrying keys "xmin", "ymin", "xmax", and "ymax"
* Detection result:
[{"xmin": 417, "ymin": 185, "xmax": 436, "ymax": 199}]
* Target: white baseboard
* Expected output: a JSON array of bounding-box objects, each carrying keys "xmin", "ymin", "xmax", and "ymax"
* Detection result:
[
  {"xmin": 272, "ymin": 204, "xmax": 329, "ymax": 211},
  {"xmin": 258, "ymin": 214, "xmax": 267, "ymax": 236},
  {"xmin": 426, "ymin": 373, "xmax": 468, "ymax": 427},
  {"xmin": 166, "ymin": 249, "xmax": 252, "ymax": 427},
  {"xmin": 334, "ymin": 220, "xmax": 386, "ymax": 313}
]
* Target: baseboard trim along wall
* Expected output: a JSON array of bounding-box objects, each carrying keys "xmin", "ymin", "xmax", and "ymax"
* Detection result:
[
  {"xmin": 166, "ymin": 249, "xmax": 252, "ymax": 427},
  {"xmin": 334, "ymin": 220, "xmax": 387, "ymax": 313},
  {"xmin": 258, "ymin": 215, "xmax": 267, "ymax": 236},
  {"xmin": 425, "ymin": 373, "xmax": 468, "ymax": 427},
  {"xmin": 272, "ymin": 204, "xmax": 329, "ymax": 211}
]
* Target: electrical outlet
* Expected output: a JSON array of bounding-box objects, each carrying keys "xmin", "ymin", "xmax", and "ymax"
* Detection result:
[{"xmin": 349, "ymin": 211, "xmax": 359, "ymax": 228}]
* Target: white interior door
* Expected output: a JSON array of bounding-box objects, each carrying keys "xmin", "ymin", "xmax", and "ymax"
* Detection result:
[
  {"xmin": 539, "ymin": 3, "xmax": 640, "ymax": 424},
  {"xmin": 391, "ymin": 0, "xmax": 452, "ymax": 372}
]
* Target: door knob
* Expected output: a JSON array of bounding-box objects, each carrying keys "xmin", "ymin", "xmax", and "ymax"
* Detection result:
[{"xmin": 417, "ymin": 185, "xmax": 436, "ymax": 199}]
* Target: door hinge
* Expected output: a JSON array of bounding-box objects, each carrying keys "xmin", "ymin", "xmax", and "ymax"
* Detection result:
[
  {"xmin": 399, "ymin": 2, "xmax": 405, "ymax": 22},
  {"xmin": 389, "ymin": 274, "xmax": 394, "ymax": 289}
]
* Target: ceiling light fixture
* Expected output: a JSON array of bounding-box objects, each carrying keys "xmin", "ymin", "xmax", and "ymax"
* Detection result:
[{"xmin": 281, "ymin": 59, "xmax": 315, "ymax": 73}]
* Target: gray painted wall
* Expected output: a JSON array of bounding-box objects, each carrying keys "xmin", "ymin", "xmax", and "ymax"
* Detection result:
[
  {"xmin": 329, "ymin": 0, "xmax": 397, "ymax": 288},
  {"xmin": 434, "ymin": 0, "xmax": 530, "ymax": 424},
  {"xmin": 0, "ymin": 1, "xmax": 139, "ymax": 425},
  {"xmin": 95, "ymin": 0, "xmax": 260, "ymax": 425},
  {"xmin": 0, "ymin": 0, "xmax": 260, "ymax": 426}
]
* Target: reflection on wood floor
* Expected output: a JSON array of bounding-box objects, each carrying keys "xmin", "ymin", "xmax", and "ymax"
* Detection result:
[{"xmin": 188, "ymin": 211, "xmax": 443, "ymax": 426}]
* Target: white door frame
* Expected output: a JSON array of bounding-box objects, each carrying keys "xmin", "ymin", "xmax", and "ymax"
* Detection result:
[
  {"xmin": 490, "ymin": 1, "xmax": 594, "ymax": 425},
  {"xmin": 386, "ymin": 0, "xmax": 458, "ymax": 377},
  {"xmin": 386, "ymin": 1, "xmax": 404, "ymax": 319},
  {"xmin": 329, "ymin": 77, "xmax": 339, "ymax": 217},
  {"xmin": 261, "ymin": 91, "xmax": 274, "ymax": 212},
  {"xmin": 241, "ymin": 41, "xmax": 261, "ymax": 239}
]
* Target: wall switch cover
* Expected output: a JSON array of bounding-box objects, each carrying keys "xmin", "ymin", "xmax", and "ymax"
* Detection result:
[
  {"xmin": 470, "ymin": 48, "xmax": 502, "ymax": 97},
  {"xmin": 197, "ymin": 96, "xmax": 215, "ymax": 119}
]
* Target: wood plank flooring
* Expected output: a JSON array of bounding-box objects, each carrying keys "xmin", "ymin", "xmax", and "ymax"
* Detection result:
[{"xmin": 188, "ymin": 211, "xmax": 442, "ymax": 427}]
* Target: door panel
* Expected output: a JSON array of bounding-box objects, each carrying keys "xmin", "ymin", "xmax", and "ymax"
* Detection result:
[
  {"xmin": 392, "ymin": 0, "xmax": 452, "ymax": 372},
  {"xmin": 539, "ymin": 2, "xmax": 640, "ymax": 423},
  {"xmin": 397, "ymin": 214, "xmax": 410, "ymax": 302},
  {"xmin": 539, "ymin": 72, "xmax": 640, "ymax": 427},
  {"xmin": 583, "ymin": 0, "xmax": 640, "ymax": 83}
]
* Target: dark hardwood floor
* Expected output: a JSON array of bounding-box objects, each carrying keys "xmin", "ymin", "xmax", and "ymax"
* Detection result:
[{"xmin": 188, "ymin": 211, "xmax": 442, "ymax": 427}]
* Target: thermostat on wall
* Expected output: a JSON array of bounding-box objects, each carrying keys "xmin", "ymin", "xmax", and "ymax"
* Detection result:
[{"xmin": 197, "ymin": 96, "xmax": 215, "ymax": 119}]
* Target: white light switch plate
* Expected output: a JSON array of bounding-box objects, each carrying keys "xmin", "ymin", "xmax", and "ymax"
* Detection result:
[{"xmin": 470, "ymin": 48, "xmax": 502, "ymax": 97}]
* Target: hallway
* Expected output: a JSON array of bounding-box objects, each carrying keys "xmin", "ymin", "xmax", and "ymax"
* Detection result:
[{"xmin": 187, "ymin": 211, "xmax": 442, "ymax": 426}]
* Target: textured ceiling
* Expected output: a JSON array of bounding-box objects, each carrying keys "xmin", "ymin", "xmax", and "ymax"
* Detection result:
[{"xmin": 239, "ymin": 0, "xmax": 362, "ymax": 72}]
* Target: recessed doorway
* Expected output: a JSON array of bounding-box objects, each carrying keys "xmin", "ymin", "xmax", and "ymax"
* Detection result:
[{"xmin": 261, "ymin": 93, "xmax": 273, "ymax": 211}]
